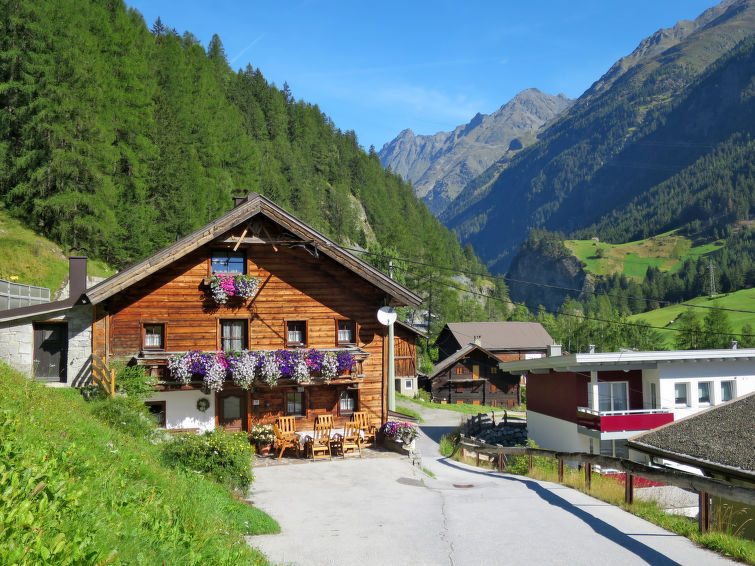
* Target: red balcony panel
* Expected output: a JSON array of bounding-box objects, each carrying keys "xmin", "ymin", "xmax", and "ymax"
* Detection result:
[
  {"xmin": 576, "ymin": 409, "xmax": 673, "ymax": 432},
  {"xmin": 600, "ymin": 412, "xmax": 673, "ymax": 432}
]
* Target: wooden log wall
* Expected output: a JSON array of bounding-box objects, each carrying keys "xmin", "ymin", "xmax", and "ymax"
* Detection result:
[{"xmin": 93, "ymin": 219, "xmax": 414, "ymax": 429}]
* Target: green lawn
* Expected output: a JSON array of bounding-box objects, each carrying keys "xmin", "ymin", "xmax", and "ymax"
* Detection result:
[
  {"xmin": 397, "ymin": 393, "xmax": 525, "ymax": 418},
  {"xmin": 0, "ymin": 363, "xmax": 277, "ymax": 565},
  {"xmin": 629, "ymin": 288, "xmax": 755, "ymax": 347}
]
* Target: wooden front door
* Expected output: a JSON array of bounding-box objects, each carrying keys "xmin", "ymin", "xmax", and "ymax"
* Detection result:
[
  {"xmin": 33, "ymin": 323, "xmax": 67, "ymax": 382},
  {"xmin": 217, "ymin": 391, "xmax": 247, "ymax": 432}
]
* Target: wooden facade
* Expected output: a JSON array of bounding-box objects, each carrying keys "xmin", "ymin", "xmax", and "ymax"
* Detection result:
[
  {"xmin": 88, "ymin": 195, "xmax": 421, "ymax": 434},
  {"xmin": 430, "ymin": 346, "xmax": 520, "ymax": 407}
]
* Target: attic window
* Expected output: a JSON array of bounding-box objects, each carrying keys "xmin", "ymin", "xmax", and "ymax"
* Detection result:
[{"xmin": 212, "ymin": 250, "xmax": 245, "ymax": 274}]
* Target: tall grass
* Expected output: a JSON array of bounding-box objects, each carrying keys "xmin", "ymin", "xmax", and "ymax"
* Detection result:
[{"xmin": 0, "ymin": 363, "xmax": 278, "ymax": 565}]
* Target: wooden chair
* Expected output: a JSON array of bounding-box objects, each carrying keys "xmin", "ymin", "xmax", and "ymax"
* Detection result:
[
  {"xmin": 273, "ymin": 424, "xmax": 300, "ymax": 460},
  {"xmin": 351, "ymin": 411, "xmax": 376, "ymax": 445},
  {"xmin": 276, "ymin": 416, "xmax": 298, "ymax": 436},
  {"xmin": 304, "ymin": 421, "xmax": 333, "ymax": 461},
  {"xmin": 334, "ymin": 421, "xmax": 362, "ymax": 458},
  {"xmin": 315, "ymin": 414, "xmax": 334, "ymax": 429}
]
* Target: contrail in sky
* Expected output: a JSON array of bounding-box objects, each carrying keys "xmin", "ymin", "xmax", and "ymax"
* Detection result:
[{"xmin": 230, "ymin": 35, "xmax": 264, "ymax": 64}]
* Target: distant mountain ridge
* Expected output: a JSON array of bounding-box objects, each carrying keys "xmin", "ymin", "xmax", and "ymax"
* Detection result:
[
  {"xmin": 378, "ymin": 88, "xmax": 571, "ymax": 214},
  {"xmin": 441, "ymin": 0, "xmax": 755, "ymax": 274}
]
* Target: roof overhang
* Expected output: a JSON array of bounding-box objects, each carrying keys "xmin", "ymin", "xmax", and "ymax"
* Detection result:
[
  {"xmin": 499, "ymin": 349, "xmax": 755, "ymax": 375},
  {"xmin": 84, "ymin": 194, "xmax": 422, "ymax": 308},
  {"xmin": 627, "ymin": 440, "xmax": 755, "ymax": 486}
]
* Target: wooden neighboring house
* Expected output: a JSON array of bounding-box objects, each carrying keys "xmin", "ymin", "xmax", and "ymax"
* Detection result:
[
  {"xmin": 429, "ymin": 343, "xmax": 520, "ymax": 407},
  {"xmin": 0, "ymin": 194, "xmax": 422, "ymax": 434},
  {"xmin": 393, "ymin": 320, "xmax": 426, "ymax": 396},
  {"xmin": 434, "ymin": 321, "xmax": 554, "ymax": 363}
]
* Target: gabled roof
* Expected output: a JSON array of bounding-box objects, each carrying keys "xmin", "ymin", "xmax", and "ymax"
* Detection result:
[
  {"xmin": 627, "ymin": 392, "xmax": 755, "ymax": 483},
  {"xmin": 499, "ymin": 348, "xmax": 755, "ymax": 374},
  {"xmin": 430, "ymin": 343, "xmax": 501, "ymax": 379},
  {"xmin": 444, "ymin": 322, "xmax": 553, "ymax": 351},
  {"xmin": 85, "ymin": 193, "xmax": 421, "ymax": 307}
]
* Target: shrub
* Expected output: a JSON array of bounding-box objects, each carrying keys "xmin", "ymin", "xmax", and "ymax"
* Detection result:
[
  {"xmin": 414, "ymin": 389, "xmax": 431, "ymax": 402},
  {"xmin": 115, "ymin": 363, "xmax": 158, "ymax": 400},
  {"xmin": 90, "ymin": 396, "xmax": 157, "ymax": 439},
  {"xmin": 163, "ymin": 428, "xmax": 254, "ymax": 492},
  {"xmin": 439, "ymin": 428, "xmax": 460, "ymax": 457}
]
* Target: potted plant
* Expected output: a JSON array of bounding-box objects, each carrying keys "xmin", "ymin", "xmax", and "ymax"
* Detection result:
[
  {"xmin": 380, "ymin": 421, "xmax": 419, "ymax": 450},
  {"xmin": 249, "ymin": 424, "xmax": 276, "ymax": 456}
]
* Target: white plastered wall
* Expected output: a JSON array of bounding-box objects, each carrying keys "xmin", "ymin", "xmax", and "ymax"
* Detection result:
[
  {"xmin": 147, "ymin": 390, "xmax": 216, "ymax": 432},
  {"xmin": 527, "ymin": 410, "xmax": 590, "ymax": 453}
]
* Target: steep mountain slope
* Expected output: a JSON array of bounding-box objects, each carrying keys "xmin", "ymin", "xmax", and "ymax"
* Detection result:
[
  {"xmin": 0, "ymin": 0, "xmax": 476, "ymax": 280},
  {"xmin": 378, "ymin": 89, "xmax": 571, "ymax": 214},
  {"xmin": 442, "ymin": 0, "xmax": 755, "ymax": 274}
]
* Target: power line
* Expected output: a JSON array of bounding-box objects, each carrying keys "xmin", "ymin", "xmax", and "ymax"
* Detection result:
[
  {"xmin": 346, "ymin": 247, "xmax": 755, "ymax": 315},
  {"xmin": 428, "ymin": 277, "xmax": 755, "ymax": 338}
]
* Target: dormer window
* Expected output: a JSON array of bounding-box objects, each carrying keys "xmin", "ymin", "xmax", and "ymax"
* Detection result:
[{"xmin": 212, "ymin": 250, "xmax": 245, "ymax": 274}]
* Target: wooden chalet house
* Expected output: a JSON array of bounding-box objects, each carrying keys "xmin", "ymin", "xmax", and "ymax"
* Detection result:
[
  {"xmin": 0, "ymin": 194, "xmax": 422, "ymax": 434},
  {"xmin": 429, "ymin": 343, "xmax": 521, "ymax": 407},
  {"xmin": 434, "ymin": 321, "xmax": 553, "ymax": 363}
]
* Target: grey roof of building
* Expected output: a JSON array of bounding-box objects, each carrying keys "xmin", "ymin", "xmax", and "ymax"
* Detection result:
[
  {"xmin": 628, "ymin": 392, "xmax": 755, "ymax": 480},
  {"xmin": 430, "ymin": 343, "xmax": 501, "ymax": 379},
  {"xmin": 445, "ymin": 321, "xmax": 553, "ymax": 351}
]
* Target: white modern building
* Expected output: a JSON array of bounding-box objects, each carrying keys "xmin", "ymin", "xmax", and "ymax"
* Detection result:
[{"xmin": 499, "ymin": 348, "xmax": 755, "ymax": 462}]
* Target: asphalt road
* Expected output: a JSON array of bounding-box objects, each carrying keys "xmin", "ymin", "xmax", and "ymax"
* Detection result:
[{"xmin": 247, "ymin": 404, "xmax": 734, "ymax": 566}]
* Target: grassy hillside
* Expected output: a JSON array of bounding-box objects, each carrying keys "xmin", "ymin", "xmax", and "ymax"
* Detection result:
[
  {"xmin": 564, "ymin": 231, "xmax": 723, "ymax": 279},
  {"xmin": 0, "ymin": 363, "xmax": 277, "ymax": 565},
  {"xmin": 628, "ymin": 288, "xmax": 755, "ymax": 347},
  {"xmin": 0, "ymin": 207, "xmax": 114, "ymax": 293}
]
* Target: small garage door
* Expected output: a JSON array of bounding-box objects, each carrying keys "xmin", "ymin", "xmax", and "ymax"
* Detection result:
[{"xmin": 34, "ymin": 323, "xmax": 68, "ymax": 382}]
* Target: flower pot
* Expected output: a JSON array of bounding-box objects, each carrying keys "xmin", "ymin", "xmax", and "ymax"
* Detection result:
[{"xmin": 256, "ymin": 443, "xmax": 272, "ymax": 456}]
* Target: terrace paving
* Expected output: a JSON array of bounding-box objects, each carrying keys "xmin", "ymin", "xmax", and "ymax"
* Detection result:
[{"xmin": 247, "ymin": 405, "xmax": 735, "ymax": 566}]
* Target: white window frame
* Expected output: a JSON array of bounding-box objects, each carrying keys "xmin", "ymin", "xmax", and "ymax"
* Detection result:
[
  {"xmin": 697, "ymin": 381, "xmax": 712, "ymax": 406},
  {"xmin": 720, "ymin": 380, "xmax": 735, "ymax": 403},
  {"xmin": 598, "ymin": 381, "xmax": 629, "ymax": 412},
  {"xmin": 404, "ymin": 379, "xmax": 413, "ymax": 390},
  {"xmin": 674, "ymin": 382, "xmax": 689, "ymax": 407}
]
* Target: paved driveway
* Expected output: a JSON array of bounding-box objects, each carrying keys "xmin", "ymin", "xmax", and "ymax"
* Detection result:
[{"xmin": 248, "ymin": 406, "xmax": 733, "ymax": 566}]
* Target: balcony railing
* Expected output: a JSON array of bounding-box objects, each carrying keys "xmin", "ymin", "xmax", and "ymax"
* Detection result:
[{"xmin": 576, "ymin": 406, "xmax": 673, "ymax": 433}]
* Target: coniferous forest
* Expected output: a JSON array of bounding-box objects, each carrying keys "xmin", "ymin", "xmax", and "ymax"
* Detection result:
[{"xmin": 0, "ymin": 0, "xmax": 473, "ymax": 276}]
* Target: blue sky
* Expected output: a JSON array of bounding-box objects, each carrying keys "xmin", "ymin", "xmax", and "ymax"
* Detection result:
[{"xmin": 127, "ymin": 0, "xmax": 720, "ymax": 151}]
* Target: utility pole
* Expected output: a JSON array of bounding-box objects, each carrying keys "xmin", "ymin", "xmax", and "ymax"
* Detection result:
[{"xmin": 708, "ymin": 261, "xmax": 717, "ymax": 298}]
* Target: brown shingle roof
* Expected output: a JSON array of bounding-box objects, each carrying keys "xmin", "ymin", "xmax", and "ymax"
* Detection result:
[{"xmin": 446, "ymin": 322, "xmax": 553, "ymax": 351}]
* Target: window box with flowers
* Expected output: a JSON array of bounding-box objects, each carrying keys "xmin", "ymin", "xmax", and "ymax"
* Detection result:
[
  {"xmin": 167, "ymin": 348, "xmax": 358, "ymax": 393},
  {"xmin": 209, "ymin": 274, "xmax": 260, "ymax": 304}
]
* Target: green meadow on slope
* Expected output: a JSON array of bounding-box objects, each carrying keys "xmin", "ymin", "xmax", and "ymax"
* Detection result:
[
  {"xmin": 0, "ymin": 363, "xmax": 277, "ymax": 565},
  {"xmin": 564, "ymin": 231, "xmax": 724, "ymax": 279},
  {"xmin": 628, "ymin": 288, "xmax": 755, "ymax": 347},
  {"xmin": 0, "ymin": 208, "xmax": 114, "ymax": 292}
]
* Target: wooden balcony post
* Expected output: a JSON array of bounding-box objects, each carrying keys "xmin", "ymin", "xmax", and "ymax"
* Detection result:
[
  {"xmin": 625, "ymin": 474, "xmax": 634, "ymax": 505},
  {"xmin": 558, "ymin": 459, "xmax": 564, "ymax": 483},
  {"xmin": 699, "ymin": 491, "xmax": 710, "ymax": 533},
  {"xmin": 498, "ymin": 452, "xmax": 503, "ymax": 472},
  {"xmin": 584, "ymin": 462, "xmax": 591, "ymax": 490},
  {"xmin": 529, "ymin": 454, "xmax": 533, "ymax": 472}
]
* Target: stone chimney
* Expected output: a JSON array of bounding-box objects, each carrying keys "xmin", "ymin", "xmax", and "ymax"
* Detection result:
[
  {"xmin": 472, "ymin": 335, "xmax": 482, "ymax": 346},
  {"xmin": 731, "ymin": 340, "xmax": 739, "ymax": 350},
  {"xmin": 233, "ymin": 195, "xmax": 249, "ymax": 208},
  {"xmin": 69, "ymin": 255, "xmax": 88, "ymax": 300},
  {"xmin": 589, "ymin": 344, "xmax": 596, "ymax": 354},
  {"xmin": 547, "ymin": 344, "xmax": 562, "ymax": 357}
]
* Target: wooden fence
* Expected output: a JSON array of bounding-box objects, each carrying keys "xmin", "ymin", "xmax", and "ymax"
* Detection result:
[
  {"xmin": 457, "ymin": 436, "xmax": 755, "ymax": 534},
  {"xmin": 91, "ymin": 355, "xmax": 115, "ymax": 397}
]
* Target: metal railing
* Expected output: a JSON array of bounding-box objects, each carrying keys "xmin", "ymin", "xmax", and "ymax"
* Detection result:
[
  {"xmin": 577, "ymin": 406, "xmax": 672, "ymax": 416},
  {"xmin": 0, "ymin": 278, "xmax": 50, "ymax": 310}
]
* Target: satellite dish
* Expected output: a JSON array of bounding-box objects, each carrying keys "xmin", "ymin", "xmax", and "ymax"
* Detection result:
[{"xmin": 377, "ymin": 306, "xmax": 397, "ymax": 326}]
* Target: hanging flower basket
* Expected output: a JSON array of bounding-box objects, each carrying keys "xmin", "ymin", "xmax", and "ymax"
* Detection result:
[
  {"xmin": 210, "ymin": 274, "xmax": 259, "ymax": 304},
  {"xmin": 168, "ymin": 348, "xmax": 358, "ymax": 393}
]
